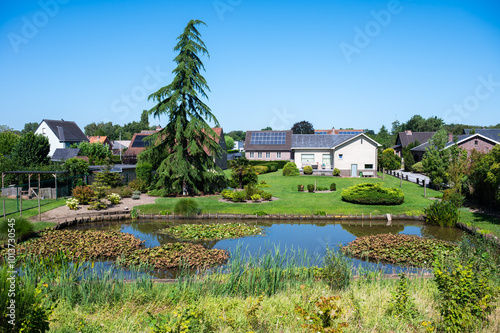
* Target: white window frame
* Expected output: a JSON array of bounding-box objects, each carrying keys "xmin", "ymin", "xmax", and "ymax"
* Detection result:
[
  {"xmin": 322, "ymin": 154, "xmax": 331, "ymax": 165},
  {"xmin": 249, "ymin": 152, "xmax": 254, "ymax": 158},
  {"xmin": 301, "ymin": 154, "xmax": 314, "ymax": 164},
  {"xmin": 266, "ymin": 152, "xmax": 270, "ymax": 159},
  {"xmin": 258, "ymin": 152, "xmax": 262, "ymax": 158},
  {"xmin": 339, "ymin": 154, "xmax": 343, "ymax": 160},
  {"xmin": 277, "ymin": 152, "xmax": 281, "ymax": 159}
]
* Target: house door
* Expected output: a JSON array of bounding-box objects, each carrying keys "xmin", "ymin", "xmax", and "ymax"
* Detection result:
[{"xmin": 351, "ymin": 164, "xmax": 358, "ymax": 177}]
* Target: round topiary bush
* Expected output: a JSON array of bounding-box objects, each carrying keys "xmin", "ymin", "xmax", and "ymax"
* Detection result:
[
  {"xmin": 303, "ymin": 165, "xmax": 313, "ymax": 175},
  {"xmin": 341, "ymin": 183, "xmax": 404, "ymax": 205},
  {"xmin": 282, "ymin": 162, "xmax": 299, "ymax": 176}
]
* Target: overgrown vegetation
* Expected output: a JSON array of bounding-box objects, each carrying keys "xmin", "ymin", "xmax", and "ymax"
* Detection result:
[
  {"xmin": 159, "ymin": 223, "xmax": 263, "ymax": 241},
  {"xmin": 424, "ymin": 200, "xmax": 460, "ymax": 227}
]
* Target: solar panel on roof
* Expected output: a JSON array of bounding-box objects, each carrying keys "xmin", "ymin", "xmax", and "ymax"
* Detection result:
[
  {"xmin": 250, "ymin": 132, "xmax": 286, "ymax": 145},
  {"xmin": 131, "ymin": 135, "xmax": 151, "ymax": 148}
]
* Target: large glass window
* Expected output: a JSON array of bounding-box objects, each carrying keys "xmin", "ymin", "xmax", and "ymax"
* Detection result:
[
  {"xmin": 364, "ymin": 164, "xmax": 373, "ymax": 169},
  {"xmin": 322, "ymin": 154, "xmax": 331, "ymax": 165},
  {"xmin": 301, "ymin": 154, "xmax": 314, "ymax": 164},
  {"xmin": 249, "ymin": 152, "xmax": 254, "ymax": 158},
  {"xmin": 258, "ymin": 152, "xmax": 262, "ymax": 158},
  {"xmin": 277, "ymin": 152, "xmax": 281, "ymax": 159},
  {"xmin": 266, "ymin": 152, "xmax": 270, "ymax": 158}
]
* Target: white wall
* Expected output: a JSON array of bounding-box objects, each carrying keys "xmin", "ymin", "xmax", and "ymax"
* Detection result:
[
  {"xmin": 293, "ymin": 149, "xmax": 332, "ymax": 169},
  {"xmin": 333, "ymin": 136, "xmax": 378, "ymax": 176},
  {"xmin": 35, "ymin": 121, "xmax": 64, "ymax": 157}
]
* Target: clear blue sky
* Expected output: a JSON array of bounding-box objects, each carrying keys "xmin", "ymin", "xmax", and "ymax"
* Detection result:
[{"xmin": 1, "ymin": 0, "xmax": 499, "ymax": 133}]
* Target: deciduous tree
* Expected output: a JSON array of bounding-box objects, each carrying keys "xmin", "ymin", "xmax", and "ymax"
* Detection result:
[
  {"xmin": 291, "ymin": 121, "xmax": 314, "ymax": 134},
  {"xmin": 10, "ymin": 132, "xmax": 50, "ymax": 167}
]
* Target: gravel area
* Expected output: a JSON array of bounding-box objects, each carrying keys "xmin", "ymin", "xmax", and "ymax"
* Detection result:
[{"xmin": 32, "ymin": 195, "xmax": 158, "ymax": 224}]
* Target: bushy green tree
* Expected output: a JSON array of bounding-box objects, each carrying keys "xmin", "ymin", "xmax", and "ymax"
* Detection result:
[
  {"xmin": 21, "ymin": 122, "xmax": 39, "ymax": 135},
  {"xmin": 229, "ymin": 158, "xmax": 256, "ymax": 188},
  {"xmin": 73, "ymin": 141, "xmax": 112, "ymax": 165},
  {"xmin": 422, "ymin": 129, "xmax": 449, "ymax": 189},
  {"xmin": 380, "ymin": 148, "xmax": 401, "ymax": 170},
  {"xmin": 467, "ymin": 145, "xmax": 500, "ymax": 208},
  {"xmin": 63, "ymin": 158, "xmax": 90, "ymax": 177},
  {"xmin": 11, "ymin": 132, "xmax": 50, "ymax": 167},
  {"xmin": 136, "ymin": 162, "xmax": 153, "ymax": 185},
  {"xmin": 224, "ymin": 135, "xmax": 235, "ymax": 151},
  {"xmin": 147, "ymin": 20, "xmax": 227, "ymax": 195},
  {"xmin": 0, "ymin": 131, "xmax": 19, "ymax": 156},
  {"xmin": 291, "ymin": 120, "xmax": 314, "ymax": 134}
]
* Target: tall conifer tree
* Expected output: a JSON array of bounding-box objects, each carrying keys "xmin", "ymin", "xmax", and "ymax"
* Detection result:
[{"xmin": 147, "ymin": 20, "xmax": 226, "ymax": 195}]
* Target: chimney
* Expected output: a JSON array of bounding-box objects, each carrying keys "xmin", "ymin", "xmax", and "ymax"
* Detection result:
[{"xmin": 448, "ymin": 133, "xmax": 453, "ymax": 142}]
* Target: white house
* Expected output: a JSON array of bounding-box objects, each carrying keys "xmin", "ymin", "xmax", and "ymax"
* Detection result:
[
  {"xmin": 292, "ymin": 133, "xmax": 381, "ymax": 177},
  {"xmin": 35, "ymin": 119, "xmax": 89, "ymax": 157}
]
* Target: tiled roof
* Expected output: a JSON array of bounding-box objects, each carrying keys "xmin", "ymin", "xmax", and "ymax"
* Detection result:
[
  {"xmin": 51, "ymin": 148, "xmax": 80, "ymax": 162},
  {"xmin": 464, "ymin": 129, "xmax": 500, "ymax": 142},
  {"xmin": 88, "ymin": 136, "xmax": 110, "ymax": 144},
  {"xmin": 396, "ymin": 132, "xmax": 436, "ymax": 148},
  {"xmin": 42, "ymin": 119, "xmax": 88, "ymax": 142}
]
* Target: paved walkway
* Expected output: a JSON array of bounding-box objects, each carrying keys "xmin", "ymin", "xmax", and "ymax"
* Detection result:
[{"xmin": 385, "ymin": 170, "xmax": 430, "ymax": 186}]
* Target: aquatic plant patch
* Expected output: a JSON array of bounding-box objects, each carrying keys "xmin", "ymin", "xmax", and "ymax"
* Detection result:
[
  {"xmin": 120, "ymin": 243, "xmax": 229, "ymax": 269},
  {"xmin": 159, "ymin": 223, "xmax": 263, "ymax": 241},
  {"xmin": 6, "ymin": 229, "xmax": 145, "ymax": 261},
  {"xmin": 343, "ymin": 233, "xmax": 457, "ymax": 267}
]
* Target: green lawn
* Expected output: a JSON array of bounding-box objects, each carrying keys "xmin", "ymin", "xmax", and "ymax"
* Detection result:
[
  {"xmin": 459, "ymin": 209, "xmax": 500, "ymax": 237},
  {"xmin": 1, "ymin": 198, "xmax": 67, "ymax": 221},
  {"xmin": 138, "ymin": 171, "xmax": 442, "ymax": 216}
]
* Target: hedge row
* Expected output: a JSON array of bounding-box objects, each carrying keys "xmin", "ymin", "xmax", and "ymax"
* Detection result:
[{"xmin": 247, "ymin": 160, "xmax": 290, "ymax": 169}]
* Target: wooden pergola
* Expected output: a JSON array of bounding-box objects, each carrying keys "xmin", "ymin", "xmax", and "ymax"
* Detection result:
[{"xmin": 1, "ymin": 171, "xmax": 67, "ymax": 221}]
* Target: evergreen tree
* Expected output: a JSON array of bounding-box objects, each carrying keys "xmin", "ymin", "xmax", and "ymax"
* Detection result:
[
  {"xmin": 422, "ymin": 129, "xmax": 450, "ymax": 189},
  {"xmin": 147, "ymin": 20, "xmax": 226, "ymax": 195}
]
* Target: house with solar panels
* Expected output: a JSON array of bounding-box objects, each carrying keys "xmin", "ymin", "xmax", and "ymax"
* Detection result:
[
  {"xmin": 245, "ymin": 130, "xmax": 381, "ymax": 177},
  {"xmin": 123, "ymin": 127, "xmax": 227, "ymax": 169}
]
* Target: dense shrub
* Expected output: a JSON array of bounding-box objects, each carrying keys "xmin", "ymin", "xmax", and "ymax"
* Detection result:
[
  {"xmin": 442, "ymin": 189, "xmax": 464, "ymax": 208},
  {"xmin": 412, "ymin": 162, "xmax": 424, "ymax": 173},
  {"xmin": 424, "ymin": 200, "xmax": 459, "ymax": 227},
  {"xmin": 330, "ymin": 182, "xmax": 337, "ymax": 191},
  {"xmin": 66, "ymin": 198, "xmax": 79, "ymax": 210},
  {"xmin": 72, "ymin": 185, "xmax": 94, "ymax": 204},
  {"xmin": 221, "ymin": 189, "xmax": 233, "ymax": 199},
  {"xmin": 250, "ymin": 194, "xmax": 261, "ymax": 202},
  {"xmin": 341, "ymin": 183, "xmax": 404, "ymax": 205},
  {"xmin": 129, "ymin": 178, "xmax": 149, "ymax": 192},
  {"xmin": 231, "ymin": 190, "xmax": 247, "ymax": 202},
  {"xmin": 298, "ymin": 184, "xmax": 304, "ymax": 191},
  {"xmin": 229, "ymin": 167, "xmax": 258, "ymax": 188},
  {"xmin": 317, "ymin": 186, "xmax": 328, "ymax": 191},
  {"xmin": 282, "ymin": 162, "xmax": 299, "ymax": 176},
  {"xmin": 322, "ymin": 246, "xmax": 352, "ymax": 290},
  {"xmin": 307, "ymin": 184, "xmax": 315, "ymax": 192},
  {"xmin": 0, "ymin": 217, "xmax": 35, "ymax": 240},
  {"xmin": 95, "ymin": 166, "xmax": 122, "ymax": 187},
  {"xmin": 252, "ymin": 165, "xmax": 268, "ymax": 175},
  {"xmin": 303, "ymin": 165, "xmax": 313, "ymax": 175},
  {"xmin": 244, "ymin": 185, "xmax": 263, "ymax": 200},
  {"xmin": 135, "ymin": 162, "xmax": 153, "ymax": 185},
  {"xmin": 247, "ymin": 160, "xmax": 289, "ymax": 169},
  {"xmin": 332, "ymin": 168, "xmax": 340, "ymax": 176},
  {"xmin": 261, "ymin": 192, "xmax": 272, "ymax": 200},
  {"xmin": 107, "ymin": 193, "xmax": 121, "ymax": 204},
  {"xmin": 174, "ymin": 199, "xmax": 201, "ymax": 216},
  {"xmin": 266, "ymin": 162, "xmax": 278, "ymax": 172}
]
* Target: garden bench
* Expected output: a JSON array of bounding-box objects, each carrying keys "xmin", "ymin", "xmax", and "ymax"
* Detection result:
[{"xmin": 362, "ymin": 171, "xmax": 374, "ymax": 177}]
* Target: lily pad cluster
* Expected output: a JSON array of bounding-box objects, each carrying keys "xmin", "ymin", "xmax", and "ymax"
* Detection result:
[
  {"xmin": 4, "ymin": 229, "xmax": 229, "ymax": 270},
  {"xmin": 159, "ymin": 223, "xmax": 263, "ymax": 241},
  {"xmin": 343, "ymin": 233, "xmax": 457, "ymax": 267}
]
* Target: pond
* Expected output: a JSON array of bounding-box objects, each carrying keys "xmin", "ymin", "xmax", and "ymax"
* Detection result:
[{"xmin": 68, "ymin": 219, "xmax": 464, "ymax": 278}]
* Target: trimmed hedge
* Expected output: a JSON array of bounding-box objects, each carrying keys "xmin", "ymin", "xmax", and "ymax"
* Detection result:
[
  {"xmin": 282, "ymin": 162, "xmax": 300, "ymax": 176},
  {"xmin": 247, "ymin": 160, "xmax": 289, "ymax": 169},
  {"xmin": 303, "ymin": 165, "xmax": 313, "ymax": 175},
  {"xmin": 341, "ymin": 183, "xmax": 404, "ymax": 205}
]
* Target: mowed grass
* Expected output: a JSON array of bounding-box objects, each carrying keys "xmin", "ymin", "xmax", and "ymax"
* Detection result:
[
  {"xmin": 460, "ymin": 210, "xmax": 500, "ymax": 237},
  {"xmin": 0, "ymin": 198, "xmax": 66, "ymax": 222},
  {"xmin": 138, "ymin": 171, "xmax": 441, "ymax": 216},
  {"xmin": 0, "ymin": 197, "xmax": 64, "ymax": 216}
]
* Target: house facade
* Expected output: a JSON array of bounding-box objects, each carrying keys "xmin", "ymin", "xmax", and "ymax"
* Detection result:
[
  {"xmin": 245, "ymin": 130, "xmax": 380, "ymax": 177},
  {"xmin": 35, "ymin": 119, "xmax": 88, "ymax": 157}
]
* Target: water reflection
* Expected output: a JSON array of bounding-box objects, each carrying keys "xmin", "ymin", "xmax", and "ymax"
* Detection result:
[{"xmin": 68, "ymin": 219, "xmax": 464, "ymax": 278}]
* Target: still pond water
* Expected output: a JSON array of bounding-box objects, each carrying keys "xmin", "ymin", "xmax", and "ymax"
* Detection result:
[{"xmin": 69, "ymin": 219, "xmax": 464, "ymax": 278}]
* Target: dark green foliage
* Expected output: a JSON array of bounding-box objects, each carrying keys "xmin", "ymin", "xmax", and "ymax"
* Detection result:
[
  {"xmin": 136, "ymin": 162, "xmax": 153, "ymax": 185},
  {"xmin": 0, "ymin": 131, "xmax": 19, "ymax": 156},
  {"xmin": 332, "ymin": 168, "xmax": 340, "ymax": 176},
  {"xmin": 226, "ymin": 130, "xmax": 245, "ymax": 142},
  {"xmin": 84, "ymin": 111, "xmax": 155, "ymax": 140},
  {"xmin": 466, "ymin": 145, "xmax": 500, "ymax": 208},
  {"xmin": 159, "ymin": 223, "xmax": 263, "ymax": 241},
  {"xmin": 255, "ymin": 211, "xmax": 267, "ymax": 216},
  {"xmin": 174, "ymin": 199, "xmax": 201, "ymax": 217},
  {"xmin": 330, "ymin": 182, "xmax": 336, "ymax": 191},
  {"xmin": 88, "ymin": 198, "xmax": 107, "ymax": 210},
  {"xmin": 224, "ymin": 135, "xmax": 234, "ymax": 151},
  {"xmin": 291, "ymin": 120, "xmax": 314, "ymax": 134},
  {"xmin": 282, "ymin": 162, "xmax": 299, "ymax": 176},
  {"xmin": 402, "ymin": 141, "xmax": 418, "ymax": 172},
  {"xmin": 442, "ymin": 189, "xmax": 464, "ymax": 208},
  {"xmin": 307, "ymin": 184, "xmax": 314, "ymax": 192},
  {"xmin": 316, "ymin": 186, "xmax": 328, "ymax": 191},
  {"xmin": 0, "ymin": 264, "xmax": 51, "ymax": 332},
  {"xmin": 261, "ymin": 192, "xmax": 272, "ymax": 201},
  {"xmin": 95, "ymin": 165, "xmax": 122, "ymax": 187},
  {"xmin": 71, "ymin": 185, "xmax": 94, "ymax": 204},
  {"xmin": 63, "ymin": 158, "xmax": 89, "ymax": 177},
  {"xmin": 341, "ymin": 183, "xmax": 404, "ymax": 205},
  {"xmin": 297, "ymin": 184, "xmax": 304, "ymax": 191},
  {"xmin": 231, "ymin": 190, "xmax": 247, "ymax": 202},
  {"xmin": 322, "ymin": 246, "xmax": 352, "ymax": 290},
  {"xmin": 243, "ymin": 184, "xmax": 263, "ymax": 200},
  {"xmin": 230, "ymin": 158, "xmax": 258, "ymax": 189},
  {"xmin": 246, "ymin": 160, "xmax": 289, "ymax": 169},
  {"xmin": 433, "ymin": 255, "xmax": 498, "ymax": 332},
  {"xmin": 129, "ymin": 178, "xmax": 149, "ymax": 192},
  {"xmin": 10, "ymin": 132, "xmax": 50, "ymax": 167},
  {"xmin": 73, "ymin": 141, "xmax": 112, "ymax": 165},
  {"xmin": 303, "ymin": 165, "xmax": 313, "ymax": 175},
  {"xmin": 0, "ymin": 217, "xmax": 35, "ymax": 240},
  {"xmin": 422, "ymin": 129, "xmax": 450, "ymax": 189},
  {"xmin": 424, "ymin": 200, "xmax": 459, "ymax": 227},
  {"xmin": 147, "ymin": 20, "xmax": 227, "ymax": 195}
]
